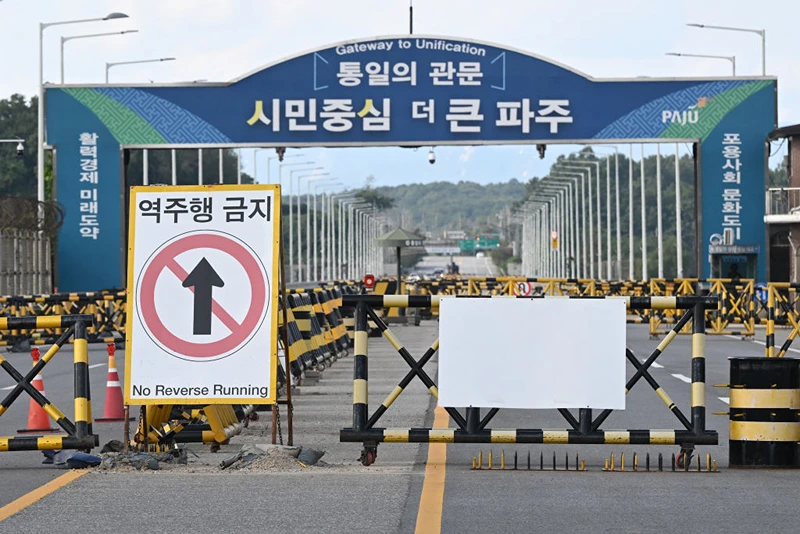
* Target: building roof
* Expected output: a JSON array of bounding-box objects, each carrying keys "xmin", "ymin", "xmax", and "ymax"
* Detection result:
[
  {"xmin": 374, "ymin": 228, "xmax": 425, "ymax": 248},
  {"xmin": 768, "ymin": 124, "xmax": 800, "ymax": 141}
]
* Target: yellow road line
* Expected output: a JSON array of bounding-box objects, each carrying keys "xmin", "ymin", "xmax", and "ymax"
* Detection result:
[
  {"xmin": 0, "ymin": 470, "xmax": 87, "ymax": 522},
  {"xmin": 415, "ymin": 406, "xmax": 450, "ymax": 534}
]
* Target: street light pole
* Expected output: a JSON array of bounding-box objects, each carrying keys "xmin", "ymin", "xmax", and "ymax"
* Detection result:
[
  {"xmin": 687, "ymin": 23, "xmax": 765, "ymax": 75},
  {"xmin": 640, "ymin": 144, "xmax": 648, "ymax": 281},
  {"xmin": 665, "ymin": 52, "xmax": 736, "ymax": 75},
  {"xmin": 39, "ymin": 12, "xmax": 129, "ymax": 215},
  {"xmin": 307, "ymin": 177, "xmax": 339, "ymax": 281},
  {"xmin": 314, "ymin": 182, "xmax": 343, "ymax": 281},
  {"xmin": 656, "ymin": 143, "xmax": 664, "ymax": 279},
  {"xmin": 297, "ymin": 171, "xmax": 329, "ymax": 281},
  {"xmin": 61, "ymin": 30, "xmax": 138, "ymax": 83},
  {"xmin": 105, "ymin": 57, "xmax": 176, "ymax": 83},
  {"xmin": 553, "ymin": 169, "xmax": 588, "ymax": 278}
]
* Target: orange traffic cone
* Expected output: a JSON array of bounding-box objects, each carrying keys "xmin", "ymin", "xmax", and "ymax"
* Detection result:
[
  {"xmin": 17, "ymin": 348, "xmax": 57, "ymax": 434},
  {"xmin": 96, "ymin": 344, "xmax": 132, "ymax": 422}
]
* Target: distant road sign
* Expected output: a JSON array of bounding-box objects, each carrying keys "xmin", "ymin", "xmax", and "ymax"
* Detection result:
[
  {"xmin": 125, "ymin": 185, "xmax": 280, "ymax": 405},
  {"xmin": 512, "ymin": 281, "xmax": 533, "ymax": 296}
]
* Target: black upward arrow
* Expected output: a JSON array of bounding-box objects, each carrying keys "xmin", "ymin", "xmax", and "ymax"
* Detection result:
[{"xmin": 182, "ymin": 257, "xmax": 224, "ymax": 335}]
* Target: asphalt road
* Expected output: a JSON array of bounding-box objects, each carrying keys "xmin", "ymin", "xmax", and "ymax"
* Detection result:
[
  {"xmin": 2, "ymin": 321, "xmax": 800, "ymax": 532},
  {"xmin": 0, "ymin": 344, "xmax": 127, "ymax": 508},
  {"xmin": 415, "ymin": 255, "xmax": 496, "ymax": 277}
]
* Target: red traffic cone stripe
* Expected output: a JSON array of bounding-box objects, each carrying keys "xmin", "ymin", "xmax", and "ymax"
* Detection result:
[
  {"xmin": 96, "ymin": 344, "xmax": 133, "ymax": 423},
  {"xmin": 17, "ymin": 348, "xmax": 58, "ymax": 434}
]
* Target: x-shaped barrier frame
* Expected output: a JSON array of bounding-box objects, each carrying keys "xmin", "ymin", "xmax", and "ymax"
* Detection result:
[
  {"xmin": 340, "ymin": 295, "xmax": 718, "ymax": 465},
  {"xmin": 0, "ymin": 315, "xmax": 98, "ymax": 452}
]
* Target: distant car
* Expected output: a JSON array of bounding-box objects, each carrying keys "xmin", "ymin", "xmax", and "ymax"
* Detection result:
[
  {"xmin": 433, "ymin": 268, "xmax": 444, "ymax": 275},
  {"xmin": 476, "ymin": 252, "xmax": 485, "ymax": 258}
]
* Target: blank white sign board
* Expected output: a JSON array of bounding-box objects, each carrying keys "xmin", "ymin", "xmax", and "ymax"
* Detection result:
[{"xmin": 439, "ymin": 298, "xmax": 626, "ymax": 410}]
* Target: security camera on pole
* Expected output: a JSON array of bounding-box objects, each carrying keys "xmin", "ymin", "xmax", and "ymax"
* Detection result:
[{"xmin": 1, "ymin": 138, "xmax": 25, "ymax": 156}]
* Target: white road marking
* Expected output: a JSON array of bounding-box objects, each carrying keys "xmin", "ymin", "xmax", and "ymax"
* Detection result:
[
  {"xmin": 671, "ymin": 373, "xmax": 692, "ymax": 384},
  {"xmin": 731, "ymin": 335, "xmax": 800, "ymax": 355},
  {"xmin": 718, "ymin": 397, "xmax": 730, "ymax": 404},
  {"xmin": 642, "ymin": 359, "xmax": 663, "ymax": 369}
]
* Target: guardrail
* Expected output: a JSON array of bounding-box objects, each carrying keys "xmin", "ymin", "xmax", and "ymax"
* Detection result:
[{"xmin": 339, "ymin": 294, "xmax": 718, "ymax": 466}]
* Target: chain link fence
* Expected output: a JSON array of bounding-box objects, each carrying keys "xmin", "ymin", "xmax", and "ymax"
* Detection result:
[{"xmin": 0, "ymin": 197, "xmax": 63, "ymax": 295}]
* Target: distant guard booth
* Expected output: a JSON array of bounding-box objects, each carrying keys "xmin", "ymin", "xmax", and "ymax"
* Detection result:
[{"xmin": 44, "ymin": 35, "xmax": 776, "ymax": 291}]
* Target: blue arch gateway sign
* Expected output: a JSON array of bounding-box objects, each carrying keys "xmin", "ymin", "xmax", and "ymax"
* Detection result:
[{"xmin": 46, "ymin": 35, "xmax": 776, "ymax": 291}]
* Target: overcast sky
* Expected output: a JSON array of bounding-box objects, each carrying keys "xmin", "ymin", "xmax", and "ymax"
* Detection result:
[{"xmin": 0, "ymin": 0, "xmax": 793, "ymax": 189}]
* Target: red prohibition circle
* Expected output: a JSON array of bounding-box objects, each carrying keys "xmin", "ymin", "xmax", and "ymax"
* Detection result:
[{"xmin": 138, "ymin": 232, "xmax": 267, "ymax": 360}]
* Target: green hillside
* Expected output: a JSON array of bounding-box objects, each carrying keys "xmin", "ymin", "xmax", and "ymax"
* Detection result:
[{"xmin": 374, "ymin": 180, "xmax": 527, "ymax": 234}]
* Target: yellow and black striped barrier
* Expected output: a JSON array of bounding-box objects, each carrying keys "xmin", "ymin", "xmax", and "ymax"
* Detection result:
[
  {"xmin": 728, "ymin": 357, "xmax": 800, "ymax": 467},
  {"xmin": 0, "ymin": 314, "xmax": 98, "ymax": 452},
  {"xmin": 339, "ymin": 294, "xmax": 718, "ymax": 466}
]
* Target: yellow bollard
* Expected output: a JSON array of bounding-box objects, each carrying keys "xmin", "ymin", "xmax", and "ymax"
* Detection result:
[
  {"xmin": 621, "ymin": 452, "xmax": 625, "ymax": 472},
  {"xmin": 712, "ymin": 460, "xmax": 717, "ymax": 472},
  {"xmin": 610, "ymin": 452, "xmax": 615, "ymax": 471},
  {"xmin": 478, "ymin": 450, "xmax": 483, "ymax": 470},
  {"xmin": 501, "ymin": 450, "xmax": 505, "ymax": 470},
  {"xmin": 581, "ymin": 459, "xmax": 585, "ymax": 471},
  {"xmin": 706, "ymin": 454, "xmax": 711, "ymax": 472},
  {"xmin": 633, "ymin": 453, "xmax": 638, "ymax": 472},
  {"xmin": 472, "ymin": 458, "xmax": 476, "ymax": 470},
  {"xmin": 604, "ymin": 459, "xmax": 609, "ymax": 471},
  {"xmin": 489, "ymin": 451, "xmax": 493, "ymax": 470}
]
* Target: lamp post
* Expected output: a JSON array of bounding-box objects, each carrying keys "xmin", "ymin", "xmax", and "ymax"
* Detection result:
[
  {"xmin": 105, "ymin": 57, "xmax": 176, "ymax": 83},
  {"xmin": 253, "ymin": 148, "xmax": 270, "ymax": 182},
  {"xmin": 314, "ymin": 182, "xmax": 344, "ymax": 282},
  {"xmin": 665, "ymin": 52, "xmax": 736, "ymax": 75},
  {"xmin": 254, "ymin": 151, "xmax": 305, "ymax": 184},
  {"xmin": 640, "ymin": 144, "xmax": 648, "ymax": 281},
  {"xmin": 61, "ymin": 30, "xmax": 138, "ymax": 83},
  {"xmin": 296, "ymin": 171, "xmax": 329, "ymax": 281},
  {"xmin": 592, "ymin": 146, "xmax": 620, "ymax": 280},
  {"xmin": 552, "ymin": 169, "xmax": 588, "ymax": 278},
  {"xmin": 540, "ymin": 180, "xmax": 575, "ymax": 278},
  {"xmin": 266, "ymin": 153, "xmax": 303, "ymax": 184},
  {"xmin": 39, "ymin": 12, "xmax": 129, "ymax": 212},
  {"xmin": 687, "ymin": 23, "xmax": 765, "ymax": 75},
  {"xmin": 331, "ymin": 193, "xmax": 358, "ymax": 280},
  {"xmin": 276, "ymin": 162, "xmax": 313, "ymax": 281},
  {"xmin": 307, "ymin": 177, "xmax": 340, "ymax": 281},
  {"xmin": 561, "ymin": 161, "xmax": 601, "ymax": 278},
  {"xmin": 289, "ymin": 167, "xmax": 328, "ymax": 281}
]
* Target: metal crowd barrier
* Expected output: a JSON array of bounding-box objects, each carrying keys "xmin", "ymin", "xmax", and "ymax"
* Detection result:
[
  {"xmin": 134, "ymin": 286, "xmax": 351, "ymax": 449},
  {"xmin": 0, "ymin": 315, "xmax": 99, "ymax": 452},
  {"xmin": 339, "ymin": 294, "xmax": 718, "ymax": 466},
  {"xmin": 405, "ymin": 277, "xmax": 756, "ymax": 338},
  {"xmin": 764, "ymin": 283, "xmax": 800, "ymax": 358}
]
